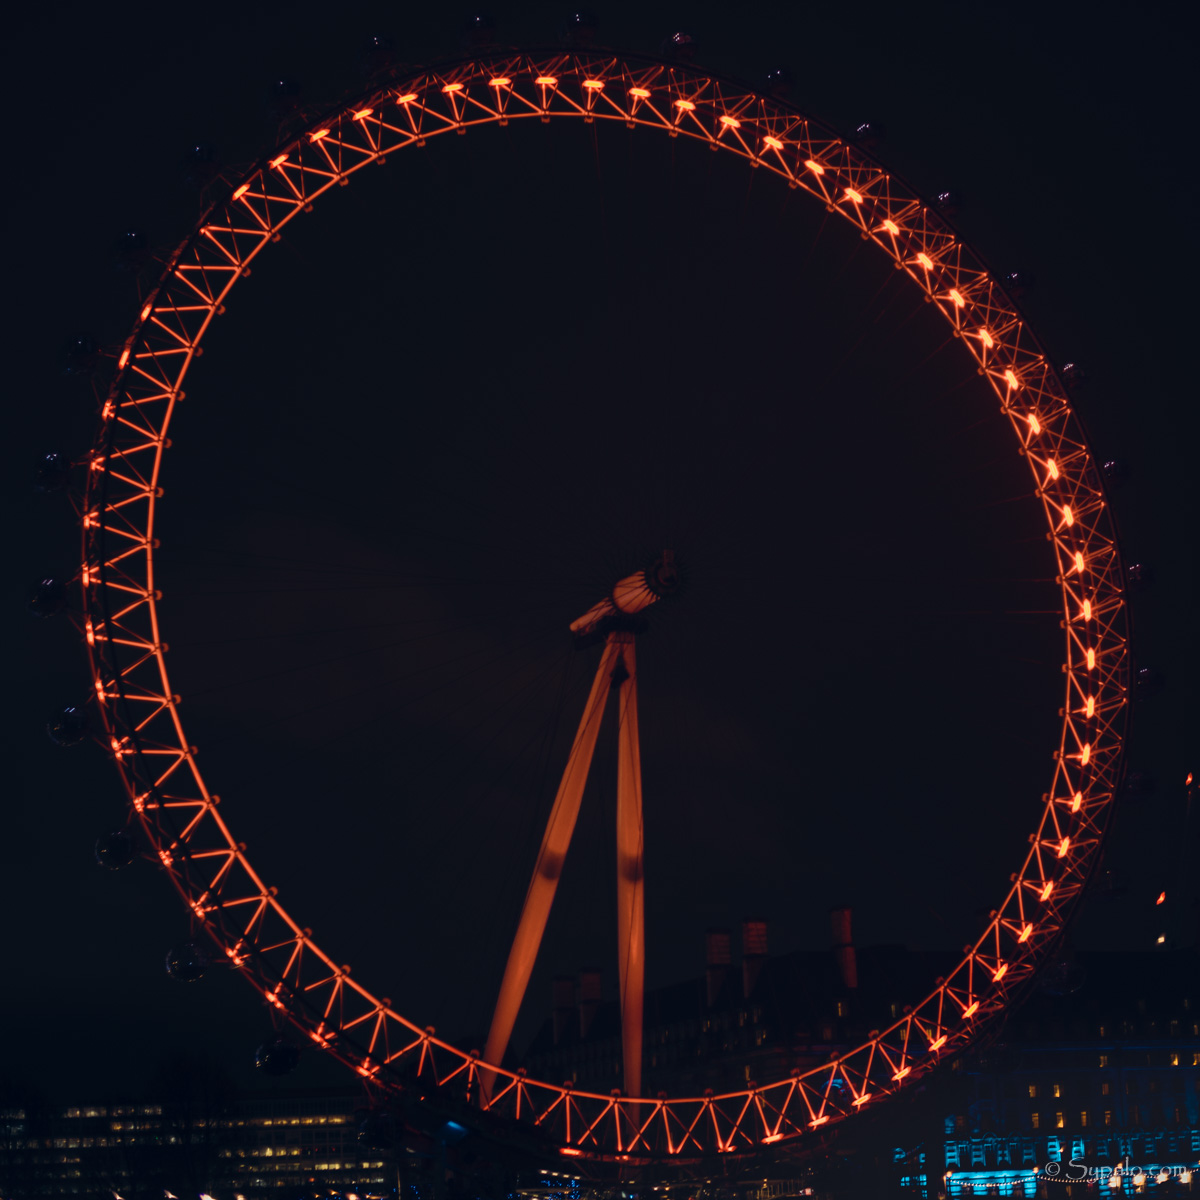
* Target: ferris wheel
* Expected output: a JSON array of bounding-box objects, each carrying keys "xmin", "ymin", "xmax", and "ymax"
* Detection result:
[{"xmin": 71, "ymin": 48, "xmax": 1129, "ymax": 1164}]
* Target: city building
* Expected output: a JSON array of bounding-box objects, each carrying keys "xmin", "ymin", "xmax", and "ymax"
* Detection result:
[{"xmin": 0, "ymin": 1085, "xmax": 390, "ymax": 1197}]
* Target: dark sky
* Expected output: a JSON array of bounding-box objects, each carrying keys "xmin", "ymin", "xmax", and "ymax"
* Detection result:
[{"xmin": 5, "ymin": 1, "xmax": 1195, "ymax": 1103}]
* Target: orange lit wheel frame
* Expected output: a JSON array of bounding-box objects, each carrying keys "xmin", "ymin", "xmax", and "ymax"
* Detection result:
[{"xmin": 82, "ymin": 52, "xmax": 1128, "ymax": 1162}]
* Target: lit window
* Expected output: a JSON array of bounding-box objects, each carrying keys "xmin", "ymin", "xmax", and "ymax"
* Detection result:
[
  {"xmin": 1052, "ymin": 1083, "xmax": 1061, "ymax": 1098},
  {"xmin": 1055, "ymin": 1112, "xmax": 1064, "ymax": 1129},
  {"xmin": 1102, "ymin": 1082, "xmax": 1111, "ymax": 1095},
  {"xmin": 1031, "ymin": 1113, "xmax": 1040, "ymax": 1129},
  {"xmin": 1028, "ymin": 1084, "xmax": 1038, "ymax": 1099},
  {"xmin": 1104, "ymin": 1110, "xmax": 1113, "ymax": 1126},
  {"xmin": 1099, "ymin": 1055, "xmax": 1108, "ymax": 1068},
  {"xmin": 1080, "ymin": 1111, "xmax": 1089, "ymax": 1127}
]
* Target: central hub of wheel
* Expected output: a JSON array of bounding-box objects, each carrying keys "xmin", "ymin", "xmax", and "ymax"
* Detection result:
[{"xmin": 569, "ymin": 550, "xmax": 680, "ymax": 637}]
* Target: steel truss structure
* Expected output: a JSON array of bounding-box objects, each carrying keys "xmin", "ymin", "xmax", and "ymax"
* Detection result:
[{"xmin": 80, "ymin": 51, "xmax": 1129, "ymax": 1164}]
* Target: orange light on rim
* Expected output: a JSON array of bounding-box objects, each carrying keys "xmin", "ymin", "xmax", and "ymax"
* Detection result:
[
  {"xmin": 763, "ymin": 135, "xmax": 784, "ymax": 150},
  {"xmin": 582, "ymin": 78, "xmax": 605, "ymax": 91},
  {"xmin": 844, "ymin": 188, "xmax": 863, "ymax": 203},
  {"xmin": 309, "ymin": 129, "xmax": 330, "ymax": 142},
  {"xmin": 916, "ymin": 252, "xmax": 934, "ymax": 270},
  {"xmin": 442, "ymin": 82, "xmax": 464, "ymax": 94},
  {"xmin": 628, "ymin": 87, "xmax": 651, "ymax": 99},
  {"xmin": 804, "ymin": 159, "xmax": 824, "ymax": 175},
  {"xmin": 674, "ymin": 98, "xmax": 696, "ymax": 111},
  {"xmin": 977, "ymin": 328, "xmax": 995, "ymax": 348},
  {"xmin": 948, "ymin": 289, "xmax": 965, "ymax": 307},
  {"xmin": 535, "ymin": 76, "xmax": 559, "ymax": 87},
  {"xmin": 719, "ymin": 114, "xmax": 741, "ymax": 128},
  {"xmin": 881, "ymin": 219, "xmax": 900, "ymax": 235},
  {"xmin": 232, "ymin": 183, "xmax": 251, "ymax": 200},
  {"xmin": 118, "ymin": 348, "xmax": 130, "ymax": 369},
  {"xmin": 269, "ymin": 152, "xmax": 289, "ymax": 168},
  {"xmin": 352, "ymin": 108, "xmax": 374, "ymax": 120},
  {"xmin": 396, "ymin": 92, "xmax": 419, "ymax": 104}
]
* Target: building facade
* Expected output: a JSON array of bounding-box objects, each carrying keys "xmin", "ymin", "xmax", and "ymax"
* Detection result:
[{"xmin": 0, "ymin": 1087, "xmax": 390, "ymax": 1198}]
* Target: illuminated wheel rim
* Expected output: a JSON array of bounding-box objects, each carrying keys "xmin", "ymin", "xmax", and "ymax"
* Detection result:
[{"xmin": 81, "ymin": 51, "xmax": 1128, "ymax": 1162}]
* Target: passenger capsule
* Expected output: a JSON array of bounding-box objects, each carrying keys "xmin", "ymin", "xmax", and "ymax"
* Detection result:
[
  {"xmin": 47, "ymin": 705, "xmax": 87, "ymax": 746},
  {"xmin": 29, "ymin": 578, "xmax": 67, "ymax": 618},
  {"xmin": 764, "ymin": 66, "xmax": 793, "ymax": 99},
  {"xmin": 182, "ymin": 144, "xmax": 220, "ymax": 190},
  {"xmin": 559, "ymin": 10, "xmax": 598, "ymax": 46},
  {"xmin": 1002, "ymin": 270, "xmax": 1035, "ymax": 297},
  {"xmin": 268, "ymin": 77, "xmax": 304, "ymax": 120},
  {"xmin": 1123, "ymin": 769, "xmax": 1156, "ymax": 795},
  {"xmin": 63, "ymin": 336, "xmax": 100, "ymax": 377},
  {"xmin": 1102, "ymin": 458, "xmax": 1130, "ymax": 485},
  {"xmin": 462, "ymin": 13, "xmax": 497, "ymax": 48},
  {"xmin": 933, "ymin": 190, "xmax": 961, "ymax": 217},
  {"xmin": 165, "ymin": 943, "xmax": 208, "ymax": 982},
  {"xmin": 1134, "ymin": 666, "xmax": 1163, "ymax": 701},
  {"xmin": 852, "ymin": 120, "xmax": 884, "ymax": 148},
  {"xmin": 34, "ymin": 452, "xmax": 71, "ymax": 492},
  {"xmin": 660, "ymin": 31, "xmax": 699, "ymax": 60},
  {"xmin": 360, "ymin": 33, "xmax": 396, "ymax": 76},
  {"xmin": 1060, "ymin": 361, "xmax": 1087, "ymax": 389},
  {"xmin": 255, "ymin": 1038, "xmax": 301, "ymax": 1076},
  {"xmin": 111, "ymin": 230, "xmax": 148, "ymax": 271},
  {"xmin": 95, "ymin": 830, "xmax": 136, "ymax": 869},
  {"xmin": 1038, "ymin": 955, "xmax": 1085, "ymax": 996}
]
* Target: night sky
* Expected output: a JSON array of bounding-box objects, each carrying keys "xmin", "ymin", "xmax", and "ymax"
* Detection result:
[{"xmin": 5, "ymin": 2, "xmax": 1195, "ymax": 1105}]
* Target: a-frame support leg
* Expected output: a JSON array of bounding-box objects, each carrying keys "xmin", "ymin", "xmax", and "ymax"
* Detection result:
[
  {"xmin": 481, "ymin": 636, "xmax": 622, "ymax": 1091},
  {"xmin": 614, "ymin": 636, "xmax": 645, "ymax": 1098}
]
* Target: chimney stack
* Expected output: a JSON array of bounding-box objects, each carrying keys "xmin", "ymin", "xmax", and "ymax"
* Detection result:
[
  {"xmin": 552, "ymin": 976, "xmax": 575, "ymax": 1046},
  {"xmin": 578, "ymin": 968, "xmax": 602, "ymax": 1039},
  {"xmin": 705, "ymin": 929, "xmax": 732, "ymax": 1007},
  {"xmin": 741, "ymin": 919, "xmax": 768, "ymax": 999},
  {"xmin": 830, "ymin": 906, "xmax": 858, "ymax": 990}
]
